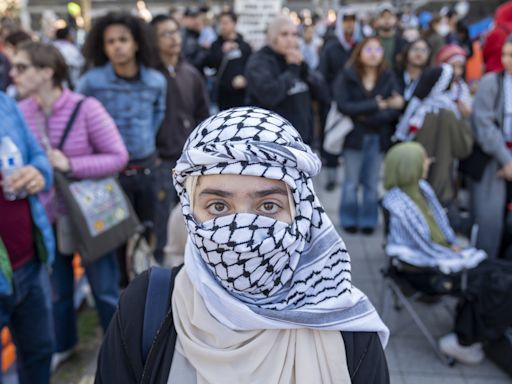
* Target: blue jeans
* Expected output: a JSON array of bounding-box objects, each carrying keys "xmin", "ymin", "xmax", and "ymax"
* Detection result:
[
  {"xmin": 0, "ymin": 260, "xmax": 55, "ymax": 384},
  {"xmin": 340, "ymin": 134, "xmax": 382, "ymax": 229},
  {"xmin": 154, "ymin": 161, "xmax": 178, "ymax": 264},
  {"xmin": 50, "ymin": 249, "xmax": 119, "ymax": 352}
]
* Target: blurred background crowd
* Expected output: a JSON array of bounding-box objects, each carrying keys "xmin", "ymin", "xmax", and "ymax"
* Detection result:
[{"xmin": 1, "ymin": 0, "xmax": 512, "ymax": 383}]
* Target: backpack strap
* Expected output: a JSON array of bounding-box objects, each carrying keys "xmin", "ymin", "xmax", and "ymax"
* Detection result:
[
  {"xmin": 57, "ymin": 99, "xmax": 85, "ymax": 150},
  {"xmin": 141, "ymin": 265, "xmax": 182, "ymax": 364}
]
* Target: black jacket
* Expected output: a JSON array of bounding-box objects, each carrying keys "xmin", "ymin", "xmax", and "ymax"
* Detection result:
[
  {"xmin": 333, "ymin": 67, "xmax": 401, "ymax": 151},
  {"xmin": 318, "ymin": 39, "xmax": 353, "ymax": 97},
  {"xmin": 203, "ymin": 34, "xmax": 252, "ymax": 110},
  {"xmin": 156, "ymin": 60, "xmax": 210, "ymax": 165},
  {"xmin": 245, "ymin": 46, "xmax": 328, "ymax": 145},
  {"xmin": 95, "ymin": 270, "xmax": 390, "ymax": 384}
]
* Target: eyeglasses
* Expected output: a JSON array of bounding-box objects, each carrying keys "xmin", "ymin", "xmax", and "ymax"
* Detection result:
[
  {"xmin": 11, "ymin": 62, "xmax": 33, "ymax": 74},
  {"xmin": 158, "ymin": 29, "xmax": 179, "ymax": 38},
  {"xmin": 363, "ymin": 47, "xmax": 384, "ymax": 54},
  {"xmin": 410, "ymin": 47, "xmax": 430, "ymax": 54}
]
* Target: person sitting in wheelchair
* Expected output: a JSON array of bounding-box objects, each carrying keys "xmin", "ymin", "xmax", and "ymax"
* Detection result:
[{"xmin": 382, "ymin": 142, "xmax": 512, "ymax": 370}]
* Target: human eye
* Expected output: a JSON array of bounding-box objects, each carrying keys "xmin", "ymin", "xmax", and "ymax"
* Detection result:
[
  {"xmin": 206, "ymin": 201, "xmax": 229, "ymax": 216},
  {"xmin": 259, "ymin": 201, "xmax": 282, "ymax": 216}
]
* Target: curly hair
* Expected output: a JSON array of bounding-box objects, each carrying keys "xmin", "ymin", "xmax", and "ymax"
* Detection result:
[{"xmin": 82, "ymin": 12, "xmax": 158, "ymax": 69}]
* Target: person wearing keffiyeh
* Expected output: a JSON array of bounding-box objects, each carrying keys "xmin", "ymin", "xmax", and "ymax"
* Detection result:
[
  {"xmin": 435, "ymin": 44, "xmax": 472, "ymax": 114},
  {"xmin": 95, "ymin": 107, "xmax": 390, "ymax": 384},
  {"xmin": 383, "ymin": 142, "xmax": 512, "ymax": 370},
  {"xmin": 394, "ymin": 64, "xmax": 473, "ymax": 205},
  {"xmin": 383, "ymin": 142, "xmax": 486, "ymax": 273}
]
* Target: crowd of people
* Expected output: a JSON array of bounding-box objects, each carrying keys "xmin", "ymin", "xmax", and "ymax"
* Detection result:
[{"xmin": 1, "ymin": 0, "xmax": 512, "ymax": 382}]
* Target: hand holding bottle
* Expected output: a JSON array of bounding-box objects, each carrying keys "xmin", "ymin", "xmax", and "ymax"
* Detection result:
[{"xmin": 7, "ymin": 165, "xmax": 45, "ymax": 195}]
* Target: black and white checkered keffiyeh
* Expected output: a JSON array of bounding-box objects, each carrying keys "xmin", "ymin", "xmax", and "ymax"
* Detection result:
[
  {"xmin": 174, "ymin": 107, "xmax": 388, "ymax": 344},
  {"xmin": 395, "ymin": 64, "xmax": 460, "ymax": 141}
]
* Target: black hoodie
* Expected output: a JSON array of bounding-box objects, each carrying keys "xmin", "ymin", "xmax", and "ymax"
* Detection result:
[{"xmin": 204, "ymin": 33, "xmax": 252, "ymax": 110}]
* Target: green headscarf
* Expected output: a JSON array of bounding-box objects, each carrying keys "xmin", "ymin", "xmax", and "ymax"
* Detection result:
[{"xmin": 383, "ymin": 143, "xmax": 449, "ymax": 246}]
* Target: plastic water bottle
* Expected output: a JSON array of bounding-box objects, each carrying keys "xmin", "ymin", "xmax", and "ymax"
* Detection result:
[{"xmin": 0, "ymin": 136, "xmax": 25, "ymax": 201}]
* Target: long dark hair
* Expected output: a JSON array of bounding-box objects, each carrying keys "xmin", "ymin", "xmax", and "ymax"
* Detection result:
[
  {"xmin": 398, "ymin": 38, "xmax": 431, "ymax": 74},
  {"xmin": 81, "ymin": 12, "xmax": 158, "ymax": 69},
  {"xmin": 348, "ymin": 36, "xmax": 387, "ymax": 80}
]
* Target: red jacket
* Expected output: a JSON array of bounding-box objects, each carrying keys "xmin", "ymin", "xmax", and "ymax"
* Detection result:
[{"xmin": 483, "ymin": 1, "xmax": 512, "ymax": 73}]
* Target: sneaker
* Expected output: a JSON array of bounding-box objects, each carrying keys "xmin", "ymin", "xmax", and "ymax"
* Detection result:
[
  {"xmin": 51, "ymin": 348, "xmax": 74, "ymax": 372},
  {"xmin": 343, "ymin": 226, "xmax": 358, "ymax": 234},
  {"xmin": 361, "ymin": 227, "xmax": 375, "ymax": 235},
  {"xmin": 438, "ymin": 333, "xmax": 484, "ymax": 365}
]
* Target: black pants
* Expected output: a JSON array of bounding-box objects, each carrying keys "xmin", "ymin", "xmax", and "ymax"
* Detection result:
[
  {"xmin": 117, "ymin": 169, "xmax": 156, "ymax": 286},
  {"xmin": 399, "ymin": 259, "xmax": 512, "ymax": 345},
  {"xmin": 454, "ymin": 259, "xmax": 512, "ymax": 345}
]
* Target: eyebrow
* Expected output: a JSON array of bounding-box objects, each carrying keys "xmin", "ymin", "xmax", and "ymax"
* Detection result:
[
  {"xmin": 197, "ymin": 187, "xmax": 288, "ymax": 198},
  {"xmin": 198, "ymin": 188, "xmax": 233, "ymax": 198},
  {"xmin": 252, "ymin": 187, "xmax": 288, "ymax": 198}
]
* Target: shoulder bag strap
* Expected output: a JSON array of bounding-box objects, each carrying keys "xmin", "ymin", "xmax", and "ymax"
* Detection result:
[
  {"xmin": 141, "ymin": 265, "xmax": 182, "ymax": 364},
  {"xmin": 57, "ymin": 98, "xmax": 85, "ymax": 150}
]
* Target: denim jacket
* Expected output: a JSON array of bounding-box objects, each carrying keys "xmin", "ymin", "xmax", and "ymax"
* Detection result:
[
  {"xmin": 76, "ymin": 63, "xmax": 167, "ymax": 161},
  {"xmin": 0, "ymin": 92, "xmax": 55, "ymax": 295}
]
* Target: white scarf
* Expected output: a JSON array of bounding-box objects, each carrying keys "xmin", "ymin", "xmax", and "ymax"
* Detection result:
[
  {"xmin": 172, "ymin": 270, "xmax": 351, "ymax": 384},
  {"xmin": 173, "ymin": 107, "xmax": 389, "ymax": 345}
]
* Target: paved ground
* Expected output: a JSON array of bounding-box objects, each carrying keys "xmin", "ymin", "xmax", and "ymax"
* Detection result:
[
  {"xmin": 6, "ymin": 167, "xmax": 510, "ymax": 383},
  {"xmin": 315, "ymin": 168, "xmax": 511, "ymax": 384}
]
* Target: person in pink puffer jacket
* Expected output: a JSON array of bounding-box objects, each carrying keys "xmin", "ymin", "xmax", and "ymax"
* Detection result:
[{"xmin": 12, "ymin": 41, "xmax": 128, "ymax": 370}]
